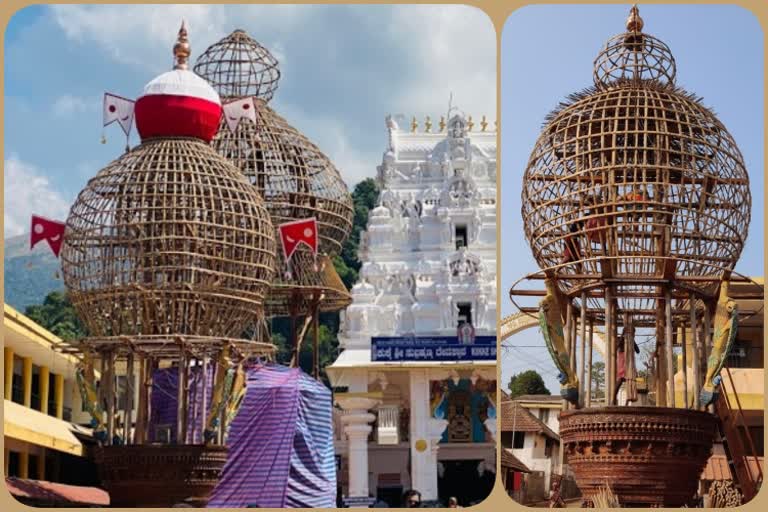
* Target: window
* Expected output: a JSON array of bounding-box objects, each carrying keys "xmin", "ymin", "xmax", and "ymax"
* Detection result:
[
  {"xmin": 538, "ymin": 409, "xmax": 550, "ymax": 424},
  {"xmin": 47, "ymin": 372, "xmax": 57, "ymax": 417},
  {"xmin": 28, "ymin": 454, "xmax": 39, "ymax": 479},
  {"xmin": 457, "ymin": 303, "xmax": 472, "ymax": 327},
  {"xmin": 7, "ymin": 451, "xmax": 20, "ymax": 477},
  {"xmin": 455, "ymin": 225, "xmax": 468, "ymax": 249},
  {"xmin": 726, "ymin": 340, "xmax": 748, "ymax": 369},
  {"xmin": 12, "ymin": 357, "xmax": 23, "ymax": 405},
  {"xmin": 513, "ymin": 432, "xmax": 525, "ymax": 449}
]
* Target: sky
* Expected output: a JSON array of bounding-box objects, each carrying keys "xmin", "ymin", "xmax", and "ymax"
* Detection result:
[
  {"xmin": 3, "ymin": 4, "xmax": 495, "ymax": 238},
  {"xmin": 501, "ymin": 4, "xmax": 764, "ymax": 394}
]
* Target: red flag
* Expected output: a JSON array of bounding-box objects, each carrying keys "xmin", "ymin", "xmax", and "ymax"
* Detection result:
[
  {"xmin": 278, "ymin": 218, "xmax": 318, "ymax": 263},
  {"xmin": 30, "ymin": 215, "xmax": 66, "ymax": 257}
]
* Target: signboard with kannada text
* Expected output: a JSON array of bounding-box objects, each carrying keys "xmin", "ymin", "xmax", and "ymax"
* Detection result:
[{"xmin": 371, "ymin": 335, "xmax": 496, "ymax": 362}]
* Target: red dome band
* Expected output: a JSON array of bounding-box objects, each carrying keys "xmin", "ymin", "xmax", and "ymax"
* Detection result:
[{"xmin": 135, "ymin": 94, "xmax": 222, "ymax": 142}]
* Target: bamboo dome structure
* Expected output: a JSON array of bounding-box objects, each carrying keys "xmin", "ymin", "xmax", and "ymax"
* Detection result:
[
  {"xmin": 510, "ymin": 6, "xmax": 757, "ymax": 507},
  {"xmin": 58, "ymin": 24, "xmax": 278, "ymax": 506},
  {"xmin": 518, "ymin": 5, "xmax": 750, "ymax": 326},
  {"xmin": 194, "ymin": 30, "xmax": 354, "ymax": 319}
]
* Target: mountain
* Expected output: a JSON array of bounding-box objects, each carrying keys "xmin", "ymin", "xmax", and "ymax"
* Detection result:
[{"xmin": 3, "ymin": 234, "xmax": 65, "ymax": 311}]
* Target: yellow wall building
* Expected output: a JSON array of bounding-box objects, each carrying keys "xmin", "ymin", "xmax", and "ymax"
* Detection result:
[{"xmin": 3, "ymin": 304, "xmax": 96, "ymax": 484}]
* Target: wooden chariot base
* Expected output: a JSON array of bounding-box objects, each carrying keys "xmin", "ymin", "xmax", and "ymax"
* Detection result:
[
  {"xmin": 559, "ymin": 406, "xmax": 717, "ymax": 507},
  {"xmin": 94, "ymin": 444, "xmax": 228, "ymax": 507}
]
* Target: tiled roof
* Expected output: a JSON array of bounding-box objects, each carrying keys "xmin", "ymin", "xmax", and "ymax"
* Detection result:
[
  {"xmin": 500, "ymin": 389, "xmax": 510, "ymax": 401},
  {"xmin": 501, "ymin": 448, "xmax": 531, "ymax": 473},
  {"xmin": 5, "ymin": 478, "xmax": 110, "ymax": 506},
  {"xmin": 500, "ymin": 400, "xmax": 559, "ymax": 440},
  {"xmin": 701, "ymin": 455, "xmax": 764, "ymax": 482},
  {"xmin": 514, "ymin": 394, "xmax": 562, "ymax": 402}
]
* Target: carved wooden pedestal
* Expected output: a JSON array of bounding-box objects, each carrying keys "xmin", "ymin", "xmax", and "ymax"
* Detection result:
[
  {"xmin": 94, "ymin": 444, "xmax": 228, "ymax": 507},
  {"xmin": 559, "ymin": 407, "xmax": 717, "ymax": 507}
]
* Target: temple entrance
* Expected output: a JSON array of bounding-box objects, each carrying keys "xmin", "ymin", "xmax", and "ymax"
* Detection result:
[{"xmin": 437, "ymin": 459, "xmax": 494, "ymax": 506}]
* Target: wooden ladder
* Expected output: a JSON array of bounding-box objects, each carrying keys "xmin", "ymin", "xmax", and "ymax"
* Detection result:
[{"xmin": 713, "ymin": 366, "xmax": 763, "ymax": 502}]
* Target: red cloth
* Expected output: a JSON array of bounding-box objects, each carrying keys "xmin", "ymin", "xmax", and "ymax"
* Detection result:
[
  {"xmin": 617, "ymin": 349, "xmax": 626, "ymax": 380},
  {"xmin": 135, "ymin": 94, "xmax": 222, "ymax": 142}
]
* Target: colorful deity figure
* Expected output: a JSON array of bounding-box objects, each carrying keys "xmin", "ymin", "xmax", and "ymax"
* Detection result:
[
  {"xmin": 75, "ymin": 352, "xmax": 109, "ymax": 443},
  {"xmin": 700, "ymin": 281, "xmax": 739, "ymax": 407},
  {"xmin": 539, "ymin": 278, "xmax": 579, "ymax": 405}
]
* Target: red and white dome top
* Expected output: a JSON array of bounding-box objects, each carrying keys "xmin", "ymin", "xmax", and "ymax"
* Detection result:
[{"xmin": 135, "ymin": 22, "xmax": 222, "ymax": 142}]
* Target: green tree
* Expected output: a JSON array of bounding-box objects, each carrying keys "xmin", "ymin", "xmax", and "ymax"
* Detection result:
[
  {"xmin": 507, "ymin": 370, "xmax": 551, "ymax": 399},
  {"xmin": 24, "ymin": 291, "xmax": 87, "ymax": 341},
  {"xmin": 590, "ymin": 361, "xmax": 606, "ymax": 400},
  {"xmin": 334, "ymin": 178, "xmax": 380, "ymax": 289}
]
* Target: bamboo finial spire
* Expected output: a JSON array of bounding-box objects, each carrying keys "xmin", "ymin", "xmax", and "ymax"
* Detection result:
[
  {"xmin": 174, "ymin": 20, "xmax": 191, "ymax": 70},
  {"xmin": 626, "ymin": 4, "xmax": 644, "ymax": 33}
]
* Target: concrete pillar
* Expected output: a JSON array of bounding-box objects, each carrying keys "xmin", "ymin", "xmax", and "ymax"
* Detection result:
[
  {"xmin": 4, "ymin": 347, "xmax": 14, "ymax": 400},
  {"xmin": 408, "ymin": 370, "xmax": 447, "ymax": 501},
  {"xmin": 19, "ymin": 451, "xmax": 29, "ymax": 479},
  {"xmin": 54, "ymin": 374, "xmax": 64, "ymax": 419},
  {"xmin": 336, "ymin": 395, "xmax": 379, "ymax": 499},
  {"xmin": 22, "ymin": 357, "xmax": 33, "ymax": 408},
  {"xmin": 39, "ymin": 366, "xmax": 50, "ymax": 414}
]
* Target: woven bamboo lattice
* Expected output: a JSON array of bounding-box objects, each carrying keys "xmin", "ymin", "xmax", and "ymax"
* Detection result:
[
  {"xmin": 518, "ymin": 7, "xmax": 751, "ymax": 325},
  {"xmin": 195, "ymin": 31, "xmax": 354, "ymax": 317},
  {"xmin": 61, "ymin": 137, "xmax": 277, "ymax": 345},
  {"xmin": 265, "ymin": 251, "xmax": 351, "ymax": 315},
  {"xmin": 193, "ymin": 29, "xmax": 280, "ymax": 102}
]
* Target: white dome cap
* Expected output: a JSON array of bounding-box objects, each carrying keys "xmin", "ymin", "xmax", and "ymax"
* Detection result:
[{"xmin": 141, "ymin": 69, "xmax": 221, "ymax": 105}]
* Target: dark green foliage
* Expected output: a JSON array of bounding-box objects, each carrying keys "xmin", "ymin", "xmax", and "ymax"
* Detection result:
[
  {"xmin": 334, "ymin": 178, "xmax": 379, "ymax": 289},
  {"xmin": 24, "ymin": 291, "xmax": 87, "ymax": 341},
  {"xmin": 507, "ymin": 370, "xmax": 551, "ymax": 399}
]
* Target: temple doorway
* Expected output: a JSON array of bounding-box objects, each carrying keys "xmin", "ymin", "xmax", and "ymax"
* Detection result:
[{"xmin": 437, "ymin": 459, "xmax": 494, "ymax": 506}]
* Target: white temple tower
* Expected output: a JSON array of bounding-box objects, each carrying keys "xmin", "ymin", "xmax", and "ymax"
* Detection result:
[{"xmin": 328, "ymin": 113, "xmax": 497, "ymax": 507}]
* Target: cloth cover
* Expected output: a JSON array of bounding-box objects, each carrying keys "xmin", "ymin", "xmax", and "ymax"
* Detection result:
[{"xmin": 206, "ymin": 364, "xmax": 337, "ymax": 508}]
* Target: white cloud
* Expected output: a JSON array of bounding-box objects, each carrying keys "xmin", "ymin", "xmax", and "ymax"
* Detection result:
[
  {"xmin": 276, "ymin": 103, "xmax": 377, "ymax": 187},
  {"xmin": 3, "ymin": 156, "xmax": 71, "ymax": 237},
  {"xmin": 387, "ymin": 5, "xmax": 497, "ymax": 119},
  {"xmin": 53, "ymin": 94, "xmax": 98, "ymax": 117},
  {"xmin": 49, "ymin": 5, "xmax": 305, "ymax": 73}
]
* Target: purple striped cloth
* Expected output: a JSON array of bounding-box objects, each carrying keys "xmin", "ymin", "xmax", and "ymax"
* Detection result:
[
  {"xmin": 149, "ymin": 364, "xmax": 214, "ymax": 444},
  {"xmin": 207, "ymin": 364, "xmax": 336, "ymax": 508}
]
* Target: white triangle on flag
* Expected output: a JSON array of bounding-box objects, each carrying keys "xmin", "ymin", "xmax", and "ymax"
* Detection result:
[
  {"xmin": 103, "ymin": 93, "xmax": 135, "ymax": 137},
  {"xmin": 222, "ymin": 97, "xmax": 258, "ymax": 134}
]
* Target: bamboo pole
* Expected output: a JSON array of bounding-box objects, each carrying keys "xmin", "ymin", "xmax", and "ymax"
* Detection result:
[
  {"xmin": 125, "ymin": 352, "xmax": 134, "ymax": 444},
  {"xmin": 313, "ymin": 297, "xmax": 320, "ymax": 380},
  {"xmin": 176, "ymin": 350, "xmax": 187, "ymax": 444},
  {"xmin": 606, "ymin": 287, "xmax": 615, "ymax": 405},
  {"xmin": 586, "ymin": 320, "xmax": 593, "ymax": 408},
  {"xmin": 680, "ymin": 322, "xmax": 688, "ymax": 408},
  {"xmin": 664, "ymin": 288, "xmax": 675, "ymax": 408},
  {"xmin": 565, "ymin": 304, "xmax": 573, "ymax": 411},
  {"xmin": 135, "ymin": 355, "xmax": 147, "ymax": 444},
  {"xmin": 106, "ymin": 350, "xmax": 116, "ymax": 445},
  {"xmin": 579, "ymin": 293, "xmax": 587, "ymax": 408},
  {"xmin": 201, "ymin": 355, "xmax": 208, "ymax": 440},
  {"xmin": 690, "ymin": 293, "xmax": 701, "ymax": 410}
]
